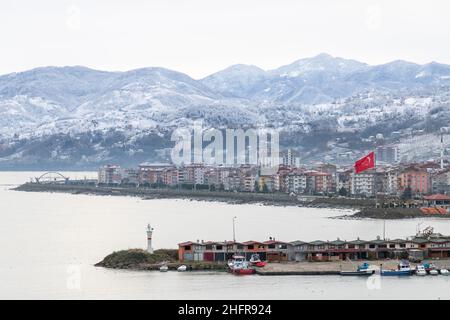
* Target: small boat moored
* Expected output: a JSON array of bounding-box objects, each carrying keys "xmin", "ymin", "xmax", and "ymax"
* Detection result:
[
  {"xmin": 177, "ymin": 265, "xmax": 187, "ymax": 272},
  {"xmin": 440, "ymin": 268, "xmax": 449, "ymax": 275},
  {"xmin": 429, "ymin": 269, "xmax": 439, "ymax": 276},
  {"xmin": 228, "ymin": 255, "xmax": 255, "ymax": 275},
  {"xmin": 381, "ymin": 260, "xmax": 412, "ymax": 276},
  {"xmin": 249, "ymin": 254, "xmax": 262, "ymax": 265},
  {"xmin": 340, "ymin": 262, "xmax": 376, "ymax": 276},
  {"xmin": 415, "ymin": 265, "xmax": 427, "ymax": 276},
  {"xmin": 159, "ymin": 265, "xmax": 169, "ymax": 272}
]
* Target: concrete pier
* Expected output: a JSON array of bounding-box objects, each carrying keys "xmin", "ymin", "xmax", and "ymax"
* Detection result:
[{"xmin": 254, "ymin": 260, "xmax": 450, "ymax": 276}]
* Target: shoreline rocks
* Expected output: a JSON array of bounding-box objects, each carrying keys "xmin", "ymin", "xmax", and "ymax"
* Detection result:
[
  {"xmin": 14, "ymin": 182, "xmax": 450, "ymax": 220},
  {"xmin": 95, "ymin": 248, "xmax": 227, "ymax": 271}
]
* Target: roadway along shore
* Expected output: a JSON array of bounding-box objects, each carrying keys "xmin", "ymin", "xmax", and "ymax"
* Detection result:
[{"xmin": 14, "ymin": 182, "xmax": 449, "ymax": 220}]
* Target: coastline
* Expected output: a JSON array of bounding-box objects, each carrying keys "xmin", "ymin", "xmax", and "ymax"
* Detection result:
[
  {"xmin": 95, "ymin": 249, "xmax": 450, "ymax": 275},
  {"xmin": 14, "ymin": 182, "xmax": 369, "ymax": 208},
  {"xmin": 94, "ymin": 249, "xmax": 227, "ymax": 271},
  {"xmin": 14, "ymin": 182, "xmax": 450, "ymax": 220}
]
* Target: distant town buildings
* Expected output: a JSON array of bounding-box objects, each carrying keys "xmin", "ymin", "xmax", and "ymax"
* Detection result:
[
  {"xmin": 97, "ymin": 159, "xmax": 450, "ymax": 199},
  {"xmin": 376, "ymin": 145, "xmax": 399, "ymax": 164}
]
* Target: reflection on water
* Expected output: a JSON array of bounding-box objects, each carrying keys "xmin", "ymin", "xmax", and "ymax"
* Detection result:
[{"xmin": 1, "ymin": 172, "xmax": 449, "ymax": 299}]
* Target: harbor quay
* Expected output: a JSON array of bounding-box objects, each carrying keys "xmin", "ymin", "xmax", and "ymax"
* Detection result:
[
  {"xmin": 178, "ymin": 231, "xmax": 450, "ymax": 264},
  {"xmin": 94, "ymin": 225, "xmax": 450, "ymax": 275},
  {"xmin": 256, "ymin": 260, "xmax": 450, "ymax": 276}
]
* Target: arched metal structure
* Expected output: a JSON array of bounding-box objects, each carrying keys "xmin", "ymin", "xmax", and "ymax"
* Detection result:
[{"xmin": 35, "ymin": 172, "xmax": 69, "ymax": 184}]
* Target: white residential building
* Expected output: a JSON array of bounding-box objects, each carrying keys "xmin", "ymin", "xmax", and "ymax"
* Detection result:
[
  {"xmin": 98, "ymin": 165, "xmax": 123, "ymax": 184},
  {"xmin": 351, "ymin": 171, "xmax": 375, "ymax": 196},
  {"xmin": 286, "ymin": 173, "xmax": 308, "ymax": 194},
  {"xmin": 385, "ymin": 169, "xmax": 399, "ymax": 195}
]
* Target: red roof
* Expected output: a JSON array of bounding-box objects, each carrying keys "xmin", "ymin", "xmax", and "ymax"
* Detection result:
[
  {"xmin": 263, "ymin": 240, "xmax": 288, "ymax": 245},
  {"xmin": 423, "ymin": 194, "xmax": 450, "ymax": 201},
  {"xmin": 223, "ymin": 241, "xmax": 243, "ymax": 245},
  {"xmin": 242, "ymin": 240, "xmax": 263, "ymax": 245},
  {"xmin": 178, "ymin": 241, "xmax": 197, "ymax": 246},
  {"xmin": 420, "ymin": 207, "xmax": 448, "ymax": 215}
]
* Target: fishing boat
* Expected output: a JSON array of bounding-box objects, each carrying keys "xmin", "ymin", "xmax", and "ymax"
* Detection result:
[
  {"xmin": 381, "ymin": 260, "xmax": 412, "ymax": 276},
  {"xmin": 440, "ymin": 268, "xmax": 449, "ymax": 275},
  {"xmin": 227, "ymin": 255, "xmax": 245, "ymax": 269},
  {"xmin": 423, "ymin": 261, "xmax": 437, "ymax": 274},
  {"xmin": 249, "ymin": 254, "xmax": 266, "ymax": 267},
  {"xmin": 415, "ymin": 265, "xmax": 427, "ymax": 276},
  {"xmin": 177, "ymin": 265, "xmax": 187, "ymax": 272},
  {"xmin": 159, "ymin": 265, "xmax": 169, "ymax": 272},
  {"xmin": 249, "ymin": 254, "xmax": 262, "ymax": 265},
  {"xmin": 429, "ymin": 269, "xmax": 439, "ymax": 276},
  {"xmin": 340, "ymin": 262, "xmax": 376, "ymax": 276},
  {"xmin": 228, "ymin": 255, "xmax": 255, "ymax": 275},
  {"xmin": 232, "ymin": 266, "xmax": 255, "ymax": 275}
]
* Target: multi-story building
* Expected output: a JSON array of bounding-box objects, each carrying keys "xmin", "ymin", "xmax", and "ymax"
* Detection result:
[
  {"xmin": 185, "ymin": 163, "xmax": 206, "ymax": 185},
  {"xmin": 316, "ymin": 163, "xmax": 337, "ymax": 192},
  {"xmin": 223, "ymin": 171, "xmax": 241, "ymax": 191},
  {"xmin": 350, "ymin": 170, "xmax": 375, "ymax": 196},
  {"xmin": 307, "ymin": 171, "xmax": 333, "ymax": 194},
  {"xmin": 398, "ymin": 166, "xmax": 430, "ymax": 196},
  {"xmin": 385, "ymin": 168, "xmax": 399, "ymax": 195},
  {"xmin": 242, "ymin": 173, "xmax": 258, "ymax": 192},
  {"xmin": 163, "ymin": 167, "xmax": 179, "ymax": 186},
  {"xmin": 138, "ymin": 163, "xmax": 174, "ymax": 185},
  {"xmin": 121, "ymin": 168, "xmax": 139, "ymax": 185},
  {"xmin": 98, "ymin": 165, "xmax": 123, "ymax": 185},
  {"xmin": 282, "ymin": 148, "xmax": 296, "ymax": 166},
  {"xmin": 431, "ymin": 169, "xmax": 450, "ymax": 194},
  {"xmin": 337, "ymin": 169, "xmax": 352, "ymax": 195},
  {"xmin": 259, "ymin": 175, "xmax": 274, "ymax": 192},
  {"xmin": 285, "ymin": 172, "xmax": 308, "ymax": 194},
  {"xmin": 376, "ymin": 145, "xmax": 399, "ymax": 164}
]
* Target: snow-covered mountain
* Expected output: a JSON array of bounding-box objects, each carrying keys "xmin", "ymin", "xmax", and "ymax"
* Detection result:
[
  {"xmin": 202, "ymin": 53, "xmax": 450, "ymax": 104},
  {"xmin": 1, "ymin": 53, "xmax": 450, "ymax": 169}
]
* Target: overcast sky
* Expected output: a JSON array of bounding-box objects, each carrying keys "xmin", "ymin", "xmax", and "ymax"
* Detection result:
[{"xmin": 1, "ymin": 0, "xmax": 449, "ymax": 78}]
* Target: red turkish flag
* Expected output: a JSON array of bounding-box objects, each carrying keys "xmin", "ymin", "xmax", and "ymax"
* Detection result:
[{"xmin": 354, "ymin": 151, "xmax": 375, "ymax": 173}]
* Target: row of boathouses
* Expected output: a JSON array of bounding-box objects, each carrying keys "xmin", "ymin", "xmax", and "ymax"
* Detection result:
[{"xmin": 178, "ymin": 232, "xmax": 450, "ymax": 262}]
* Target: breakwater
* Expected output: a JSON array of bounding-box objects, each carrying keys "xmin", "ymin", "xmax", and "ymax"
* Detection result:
[
  {"xmin": 15, "ymin": 182, "xmax": 373, "ymax": 208},
  {"xmin": 14, "ymin": 182, "xmax": 447, "ymax": 219},
  {"xmin": 95, "ymin": 249, "xmax": 227, "ymax": 271}
]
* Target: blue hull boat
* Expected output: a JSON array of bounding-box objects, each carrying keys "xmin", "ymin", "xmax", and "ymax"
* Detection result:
[
  {"xmin": 381, "ymin": 270, "xmax": 412, "ymax": 276},
  {"xmin": 381, "ymin": 260, "xmax": 412, "ymax": 276}
]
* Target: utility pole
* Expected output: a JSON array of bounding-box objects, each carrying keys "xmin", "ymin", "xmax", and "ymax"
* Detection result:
[
  {"xmin": 441, "ymin": 131, "xmax": 444, "ymax": 169},
  {"xmin": 232, "ymin": 216, "xmax": 237, "ymax": 242}
]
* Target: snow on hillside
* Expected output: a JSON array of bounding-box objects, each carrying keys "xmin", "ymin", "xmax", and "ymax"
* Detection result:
[{"xmin": 1, "ymin": 54, "xmax": 450, "ymax": 168}]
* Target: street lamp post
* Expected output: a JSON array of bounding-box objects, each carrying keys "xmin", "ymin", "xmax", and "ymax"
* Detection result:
[{"xmin": 232, "ymin": 216, "xmax": 237, "ymax": 242}]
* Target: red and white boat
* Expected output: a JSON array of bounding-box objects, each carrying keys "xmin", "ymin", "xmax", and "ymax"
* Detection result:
[
  {"xmin": 227, "ymin": 255, "xmax": 255, "ymax": 275},
  {"xmin": 249, "ymin": 254, "xmax": 266, "ymax": 268}
]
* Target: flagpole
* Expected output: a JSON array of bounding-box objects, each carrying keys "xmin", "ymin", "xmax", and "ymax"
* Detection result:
[
  {"xmin": 373, "ymin": 152, "xmax": 386, "ymax": 240},
  {"xmin": 355, "ymin": 152, "xmax": 382, "ymax": 237},
  {"xmin": 374, "ymin": 157, "xmax": 383, "ymax": 238}
]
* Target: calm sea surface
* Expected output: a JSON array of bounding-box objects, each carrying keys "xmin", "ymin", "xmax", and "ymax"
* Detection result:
[{"xmin": 1, "ymin": 171, "xmax": 450, "ymax": 299}]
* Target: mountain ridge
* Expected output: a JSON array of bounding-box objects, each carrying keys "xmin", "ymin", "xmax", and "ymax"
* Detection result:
[{"xmin": 1, "ymin": 53, "xmax": 450, "ymax": 169}]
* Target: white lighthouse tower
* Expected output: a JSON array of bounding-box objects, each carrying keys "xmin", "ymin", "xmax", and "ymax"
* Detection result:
[{"xmin": 146, "ymin": 223, "xmax": 154, "ymax": 254}]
